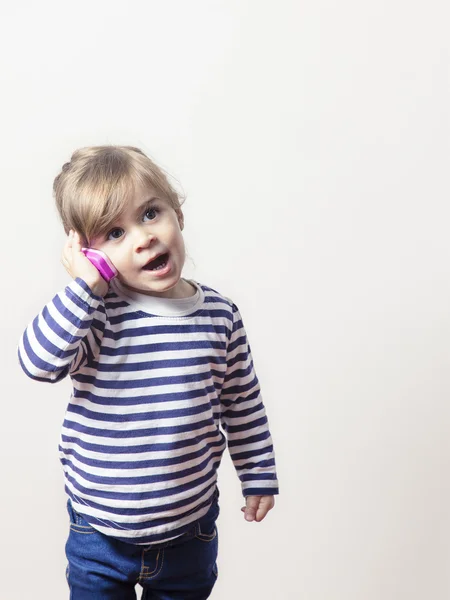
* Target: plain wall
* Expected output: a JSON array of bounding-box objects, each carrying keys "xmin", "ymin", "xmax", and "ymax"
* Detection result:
[{"xmin": 1, "ymin": 1, "xmax": 448, "ymax": 598}]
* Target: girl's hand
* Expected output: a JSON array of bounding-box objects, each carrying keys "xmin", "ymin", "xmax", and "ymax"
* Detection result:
[
  {"xmin": 61, "ymin": 230, "xmax": 109, "ymax": 297},
  {"xmin": 241, "ymin": 495, "xmax": 275, "ymax": 522}
]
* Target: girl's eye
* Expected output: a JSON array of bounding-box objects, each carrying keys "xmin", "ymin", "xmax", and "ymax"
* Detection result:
[
  {"xmin": 107, "ymin": 228, "xmax": 124, "ymax": 241},
  {"xmin": 143, "ymin": 207, "xmax": 159, "ymax": 221}
]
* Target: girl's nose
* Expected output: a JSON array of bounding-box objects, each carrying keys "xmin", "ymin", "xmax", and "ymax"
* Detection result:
[{"xmin": 133, "ymin": 229, "xmax": 155, "ymax": 252}]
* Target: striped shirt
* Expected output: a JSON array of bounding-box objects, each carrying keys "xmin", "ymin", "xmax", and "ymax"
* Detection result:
[{"xmin": 18, "ymin": 277, "xmax": 278, "ymax": 544}]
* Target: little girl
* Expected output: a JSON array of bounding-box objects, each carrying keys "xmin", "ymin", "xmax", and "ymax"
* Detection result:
[{"xmin": 18, "ymin": 145, "xmax": 278, "ymax": 599}]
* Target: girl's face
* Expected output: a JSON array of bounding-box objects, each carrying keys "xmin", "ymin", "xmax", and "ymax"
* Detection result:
[{"xmin": 90, "ymin": 183, "xmax": 190, "ymax": 298}]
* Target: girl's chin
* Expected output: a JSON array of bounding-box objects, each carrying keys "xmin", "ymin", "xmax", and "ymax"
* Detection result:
[{"xmin": 119, "ymin": 275, "xmax": 186, "ymax": 298}]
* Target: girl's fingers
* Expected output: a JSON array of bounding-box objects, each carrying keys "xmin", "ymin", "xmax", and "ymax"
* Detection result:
[
  {"xmin": 256, "ymin": 496, "xmax": 274, "ymax": 522},
  {"xmin": 63, "ymin": 231, "xmax": 76, "ymax": 271},
  {"xmin": 243, "ymin": 496, "xmax": 260, "ymax": 522},
  {"xmin": 72, "ymin": 231, "xmax": 82, "ymax": 251},
  {"xmin": 241, "ymin": 496, "xmax": 274, "ymax": 522}
]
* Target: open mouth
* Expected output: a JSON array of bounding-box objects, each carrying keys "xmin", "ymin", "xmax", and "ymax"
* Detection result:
[{"xmin": 143, "ymin": 253, "xmax": 170, "ymax": 271}]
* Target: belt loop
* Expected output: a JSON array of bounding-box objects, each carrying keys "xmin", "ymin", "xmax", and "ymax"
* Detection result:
[{"xmin": 67, "ymin": 498, "xmax": 76, "ymax": 524}]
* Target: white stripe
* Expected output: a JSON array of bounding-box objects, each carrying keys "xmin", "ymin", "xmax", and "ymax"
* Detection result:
[{"xmin": 60, "ymin": 422, "xmax": 221, "ymax": 446}]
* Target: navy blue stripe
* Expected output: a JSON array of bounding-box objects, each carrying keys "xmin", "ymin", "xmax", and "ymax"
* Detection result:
[
  {"xmin": 60, "ymin": 443, "xmax": 217, "ymax": 470},
  {"xmin": 203, "ymin": 290, "xmax": 232, "ymax": 306},
  {"xmin": 60, "ymin": 430, "xmax": 226, "ymax": 454},
  {"xmin": 228, "ymin": 430, "xmax": 271, "ymax": 448},
  {"xmin": 72, "ymin": 369, "xmax": 223, "ymax": 390},
  {"xmin": 220, "ymin": 387, "xmax": 260, "ymax": 408},
  {"xmin": 41, "ymin": 306, "xmax": 86, "ymax": 345},
  {"xmin": 104, "ymin": 300, "xmax": 130, "ymax": 310},
  {"xmin": 243, "ymin": 487, "xmax": 279, "ymax": 496},
  {"xmin": 224, "ymin": 351, "xmax": 249, "ymax": 370},
  {"xmin": 220, "ymin": 376, "xmax": 260, "ymax": 399},
  {"xmin": 222, "ymin": 364, "xmax": 253, "ymax": 384},
  {"xmin": 226, "ymin": 415, "xmax": 268, "ymax": 434},
  {"xmin": 231, "ymin": 444, "xmax": 273, "ymax": 461},
  {"xmin": 74, "ymin": 278, "xmax": 104, "ymax": 302},
  {"xmin": 241, "ymin": 473, "xmax": 278, "ymax": 482},
  {"xmin": 103, "ymin": 322, "xmax": 230, "ymax": 340},
  {"xmin": 70, "ymin": 384, "xmax": 219, "ymax": 406},
  {"xmin": 91, "ymin": 318, "xmax": 105, "ymax": 332},
  {"xmin": 17, "ymin": 350, "xmax": 65, "ymax": 383},
  {"xmin": 235, "ymin": 458, "xmax": 276, "ymax": 471},
  {"xmin": 227, "ymin": 334, "xmax": 247, "ymax": 354},
  {"xmin": 71, "ymin": 344, "xmax": 87, "ymax": 371},
  {"xmin": 94, "ymin": 354, "xmax": 225, "ymax": 372},
  {"xmin": 67, "ymin": 401, "xmax": 213, "ymax": 423},
  {"xmin": 222, "ymin": 401, "xmax": 264, "ymax": 419},
  {"xmin": 54, "ymin": 295, "xmax": 93, "ymax": 329},
  {"xmin": 99, "ymin": 339, "xmax": 226, "ymax": 356},
  {"xmin": 66, "ymin": 288, "xmax": 97, "ymax": 313}
]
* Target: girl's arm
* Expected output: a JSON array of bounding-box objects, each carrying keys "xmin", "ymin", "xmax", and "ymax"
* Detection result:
[
  {"xmin": 18, "ymin": 229, "xmax": 110, "ymax": 382},
  {"xmin": 18, "ymin": 278, "xmax": 106, "ymax": 383},
  {"xmin": 220, "ymin": 302, "xmax": 279, "ymax": 499}
]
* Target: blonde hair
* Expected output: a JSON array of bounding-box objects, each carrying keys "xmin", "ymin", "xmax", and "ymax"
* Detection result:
[{"xmin": 53, "ymin": 146, "xmax": 184, "ymax": 245}]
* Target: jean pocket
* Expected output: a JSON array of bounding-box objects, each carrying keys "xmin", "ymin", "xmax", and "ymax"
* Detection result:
[
  {"xmin": 67, "ymin": 500, "xmax": 97, "ymax": 534},
  {"xmin": 195, "ymin": 523, "xmax": 217, "ymax": 542},
  {"xmin": 195, "ymin": 513, "xmax": 217, "ymax": 542},
  {"xmin": 194, "ymin": 500, "xmax": 219, "ymax": 543}
]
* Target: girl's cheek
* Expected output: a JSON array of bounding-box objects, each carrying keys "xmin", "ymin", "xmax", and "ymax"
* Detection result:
[{"xmin": 111, "ymin": 256, "xmax": 123, "ymax": 270}]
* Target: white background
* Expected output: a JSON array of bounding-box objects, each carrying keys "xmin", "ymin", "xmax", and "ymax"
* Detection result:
[{"xmin": 1, "ymin": 1, "xmax": 448, "ymax": 598}]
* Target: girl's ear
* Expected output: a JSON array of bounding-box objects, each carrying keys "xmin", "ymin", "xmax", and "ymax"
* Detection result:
[{"xmin": 176, "ymin": 208, "xmax": 184, "ymax": 231}]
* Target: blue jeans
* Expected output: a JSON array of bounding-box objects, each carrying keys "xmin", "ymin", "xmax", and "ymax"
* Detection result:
[{"xmin": 65, "ymin": 495, "xmax": 219, "ymax": 599}]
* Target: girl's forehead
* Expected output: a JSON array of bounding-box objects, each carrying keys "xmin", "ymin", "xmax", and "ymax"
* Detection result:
[
  {"xmin": 123, "ymin": 186, "xmax": 170, "ymax": 215},
  {"xmin": 130, "ymin": 182, "xmax": 168, "ymax": 204}
]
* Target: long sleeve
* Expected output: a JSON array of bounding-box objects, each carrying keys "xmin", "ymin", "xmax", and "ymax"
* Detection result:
[
  {"xmin": 18, "ymin": 277, "xmax": 106, "ymax": 383},
  {"xmin": 220, "ymin": 302, "xmax": 279, "ymax": 497}
]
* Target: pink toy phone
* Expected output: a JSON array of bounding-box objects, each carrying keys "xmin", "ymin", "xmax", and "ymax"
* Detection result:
[{"xmin": 81, "ymin": 248, "xmax": 118, "ymax": 282}]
